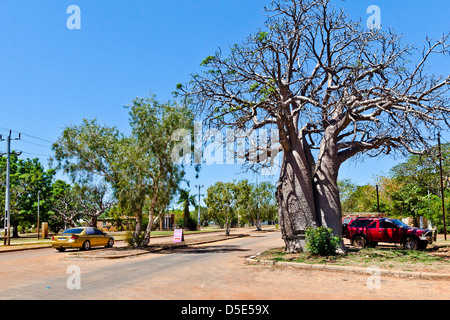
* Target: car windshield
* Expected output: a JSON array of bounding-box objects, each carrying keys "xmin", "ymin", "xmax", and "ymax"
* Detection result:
[
  {"xmin": 391, "ymin": 219, "xmax": 409, "ymax": 228},
  {"xmin": 63, "ymin": 228, "xmax": 84, "ymax": 234}
]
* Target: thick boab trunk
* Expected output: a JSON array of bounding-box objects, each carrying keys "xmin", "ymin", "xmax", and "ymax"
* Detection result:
[
  {"xmin": 313, "ymin": 129, "xmax": 342, "ymax": 236},
  {"xmin": 277, "ymin": 139, "xmax": 317, "ymax": 253},
  {"xmin": 313, "ymin": 129, "xmax": 347, "ymax": 252}
]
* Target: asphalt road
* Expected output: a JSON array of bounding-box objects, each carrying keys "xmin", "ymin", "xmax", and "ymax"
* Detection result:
[{"xmin": 0, "ymin": 230, "xmax": 449, "ymax": 301}]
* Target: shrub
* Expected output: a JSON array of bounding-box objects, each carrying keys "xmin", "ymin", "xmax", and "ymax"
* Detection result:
[
  {"xmin": 125, "ymin": 231, "xmax": 146, "ymax": 248},
  {"xmin": 178, "ymin": 217, "xmax": 198, "ymax": 231},
  {"xmin": 305, "ymin": 227, "xmax": 341, "ymax": 256}
]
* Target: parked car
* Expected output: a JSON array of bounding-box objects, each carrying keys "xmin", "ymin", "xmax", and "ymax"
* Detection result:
[
  {"xmin": 341, "ymin": 216, "xmax": 354, "ymax": 237},
  {"xmin": 343, "ymin": 217, "xmax": 435, "ymax": 250},
  {"xmin": 52, "ymin": 227, "xmax": 114, "ymax": 252}
]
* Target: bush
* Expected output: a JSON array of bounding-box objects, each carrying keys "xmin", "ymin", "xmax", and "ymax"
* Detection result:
[
  {"xmin": 305, "ymin": 227, "xmax": 341, "ymax": 256},
  {"xmin": 178, "ymin": 217, "xmax": 198, "ymax": 231},
  {"xmin": 125, "ymin": 231, "xmax": 146, "ymax": 248}
]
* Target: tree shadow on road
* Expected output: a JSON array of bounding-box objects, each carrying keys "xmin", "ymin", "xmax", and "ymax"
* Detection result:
[{"xmin": 154, "ymin": 244, "xmax": 251, "ymax": 255}]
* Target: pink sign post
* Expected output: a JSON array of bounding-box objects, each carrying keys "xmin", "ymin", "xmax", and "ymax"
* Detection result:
[{"xmin": 173, "ymin": 229, "xmax": 184, "ymax": 243}]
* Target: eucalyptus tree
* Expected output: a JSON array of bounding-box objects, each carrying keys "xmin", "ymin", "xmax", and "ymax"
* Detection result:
[
  {"xmin": 52, "ymin": 119, "xmax": 128, "ymax": 228},
  {"xmin": 233, "ymin": 179, "xmax": 253, "ymax": 227},
  {"xmin": 52, "ymin": 119, "xmax": 124, "ymax": 185},
  {"xmin": 180, "ymin": 0, "xmax": 450, "ymax": 252},
  {"xmin": 234, "ymin": 179, "xmax": 277, "ymax": 229},
  {"xmin": 205, "ymin": 182, "xmax": 237, "ymax": 236},
  {"xmin": 49, "ymin": 180, "xmax": 83, "ymax": 229},
  {"xmin": 127, "ymin": 95, "xmax": 194, "ymax": 246},
  {"xmin": 74, "ymin": 182, "xmax": 116, "ymax": 228},
  {"xmin": 390, "ymin": 143, "xmax": 450, "ymax": 196},
  {"xmin": 256, "ymin": 181, "xmax": 277, "ymax": 224},
  {"xmin": 52, "ymin": 95, "xmax": 194, "ymax": 247}
]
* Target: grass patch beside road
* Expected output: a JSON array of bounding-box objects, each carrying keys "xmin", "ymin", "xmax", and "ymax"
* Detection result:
[{"xmin": 258, "ymin": 243, "xmax": 450, "ymax": 274}]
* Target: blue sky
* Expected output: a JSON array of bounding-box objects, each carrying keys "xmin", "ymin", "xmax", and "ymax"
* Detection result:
[{"xmin": 0, "ymin": 0, "xmax": 449, "ymax": 207}]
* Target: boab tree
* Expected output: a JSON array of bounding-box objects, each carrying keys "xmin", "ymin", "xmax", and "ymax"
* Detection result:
[{"xmin": 179, "ymin": 0, "xmax": 450, "ymax": 252}]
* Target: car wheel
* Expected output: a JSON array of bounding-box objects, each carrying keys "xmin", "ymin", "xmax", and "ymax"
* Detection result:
[
  {"xmin": 81, "ymin": 240, "xmax": 91, "ymax": 251},
  {"xmin": 353, "ymin": 235, "xmax": 367, "ymax": 248},
  {"xmin": 403, "ymin": 237, "xmax": 418, "ymax": 250},
  {"xmin": 106, "ymin": 238, "xmax": 114, "ymax": 248}
]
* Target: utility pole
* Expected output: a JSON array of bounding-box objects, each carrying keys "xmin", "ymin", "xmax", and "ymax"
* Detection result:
[
  {"xmin": 1, "ymin": 134, "xmax": 9, "ymax": 246},
  {"xmin": 1, "ymin": 131, "xmax": 21, "ymax": 246},
  {"xmin": 437, "ymin": 132, "xmax": 447, "ymax": 241},
  {"xmin": 376, "ymin": 185, "xmax": 380, "ymax": 213},
  {"xmin": 37, "ymin": 191, "xmax": 40, "ymax": 240},
  {"xmin": 256, "ymin": 173, "xmax": 261, "ymax": 231},
  {"xmin": 195, "ymin": 185, "xmax": 204, "ymax": 229}
]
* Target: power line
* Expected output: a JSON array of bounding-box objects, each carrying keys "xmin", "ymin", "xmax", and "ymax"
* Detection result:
[
  {"xmin": 20, "ymin": 132, "xmax": 53, "ymax": 144},
  {"xmin": 0, "ymin": 127, "xmax": 53, "ymax": 145},
  {"xmin": 21, "ymin": 151, "xmax": 52, "ymax": 157},
  {"xmin": 20, "ymin": 139, "xmax": 53, "ymax": 149}
]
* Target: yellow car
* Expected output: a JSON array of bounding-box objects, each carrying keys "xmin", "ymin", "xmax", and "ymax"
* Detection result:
[{"xmin": 52, "ymin": 227, "xmax": 114, "ymax": 252}]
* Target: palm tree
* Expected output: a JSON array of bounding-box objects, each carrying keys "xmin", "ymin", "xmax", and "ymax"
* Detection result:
[{"xmin": 177, "ymin": 189, "xmax": 197, "ymax": 229}]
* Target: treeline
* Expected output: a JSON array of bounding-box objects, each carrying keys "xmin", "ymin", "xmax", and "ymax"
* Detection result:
[
  {"xmin": 339, "ymin": 143, "xmax": 450, "ymax": 233},
  {"xmin": 174, "ymin": 179, "xmax": 278, "ymax": 233},
  {"xmin": 204, "ymin": 179, "xmax": 277, "ymax": 235},
  {"xmin": 0, "ymin": 156, "xmax": 113, "ymax": 235}
]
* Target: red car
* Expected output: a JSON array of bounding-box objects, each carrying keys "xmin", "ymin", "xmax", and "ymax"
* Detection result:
[{"xmin": 343, "ymin": 217, "xmax": 436, "ymax": 250}]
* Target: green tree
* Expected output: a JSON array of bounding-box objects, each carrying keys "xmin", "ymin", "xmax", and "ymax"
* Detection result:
[
  {"xmin": 389, "ymin": 144, "xmax": 450, "ymax": 197},
  {"xmin": 126, "ymin": 95, "xmax": 194, "ymax": 246},
  {"xmin": 344, "ymin": 185, "xmax": 378, "ymax": 213},
  {"xmin": 205, "ymin": 182, "xmax": 237, "ymax": 236},
  {"xmin": 49, "ymin": 180, "xmax": 83, "ymax": 231},
  {"xmin": 338, "ymin": 179, "xmax": 358, "ymax": 212},
  {"xmin": 52, "ymin": 119, "xmax": 128, "ymax": 230},
  {"xmin": 177, "ymin": 189, "xmax": 197, "ymax": 230},
  {"xmin": 74, "ymin": 182, "xmax": 116, "ymax": 227},
  {"xmin": 256, "ymin": 181, "xmax": 277, "ymax": 223},
  {"xmin": 193, "ymin": 205, "xmax": 208, "ymax": 227},
  {"xmin": 234, "ymin": 180, "xmax": 254, "ymax": 227},
  {"xmin": 51, "ymin": 118, "xmax": 124, "ymax": 185},
  {"xmin": 0, "ymin": 156, "xmax": 55, "ymax": 237},
  {"xmin": 235, "ymin": 180, "xmax": 277, "ymax": 229},
  {"xmin": 384, "ymin": 146, "xmax": 450, "ymax": 232},
  {"xmin": 52, "ymin": 94, "xmax": 194, "ymax": 247}
]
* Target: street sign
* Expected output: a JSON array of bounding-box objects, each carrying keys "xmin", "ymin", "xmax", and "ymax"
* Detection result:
[{"xmin": 173, "ymin": 229, "xmax": 184, "ymax": 242}]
